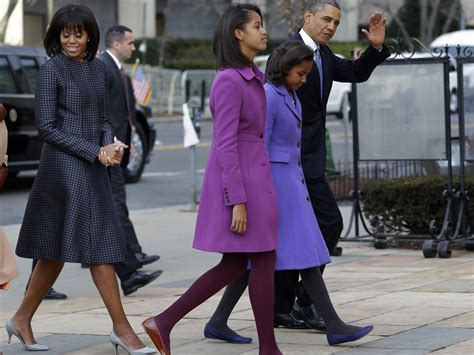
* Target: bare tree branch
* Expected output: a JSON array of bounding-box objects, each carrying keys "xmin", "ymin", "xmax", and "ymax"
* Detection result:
[
  {"xmin": 426, "ymin": 0, "xmax": 442, "ymax": 44},
  {"xmin": 202, "ymin": 0, "xmax": 229, "ymax": 17},
  {"xmin": 277, "ymin": 0, "xmax": 305, "ymax": 37},
  {"xmin": 392, "ymin": 14, "xmax": 413, "ymax": 47},
  {"xmin": 375, "ymin": 0, "xmax": 413, "ymax": 47},
  {"xmin": 441, "ymin": 0, "xmax": 460, "ymax": 34}
]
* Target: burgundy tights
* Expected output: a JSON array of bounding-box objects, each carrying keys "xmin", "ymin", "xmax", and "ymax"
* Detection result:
[{"xmin": 153, "ymin": 251, "xmax": 281, "ymax": 355}]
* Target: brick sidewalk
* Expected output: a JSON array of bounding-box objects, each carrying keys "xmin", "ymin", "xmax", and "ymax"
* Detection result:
[{"xmin": 1, "ymin": 206, "xmax": 473, "ymax": 354}]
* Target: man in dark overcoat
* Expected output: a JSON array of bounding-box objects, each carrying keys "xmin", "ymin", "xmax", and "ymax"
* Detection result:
[{"xmin": 100, "ymin": 25, "xmax": 161, "ymax": 296}]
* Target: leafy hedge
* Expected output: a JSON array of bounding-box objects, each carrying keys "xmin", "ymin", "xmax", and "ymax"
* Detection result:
[{"xmin": 362, "ymin": 175, "xmax": 474, "ymax": 235}]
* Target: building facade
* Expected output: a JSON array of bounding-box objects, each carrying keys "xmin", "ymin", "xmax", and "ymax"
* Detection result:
[{"xmin": 1, "ymin": 0, "xmax": 472, "ymax": 46}]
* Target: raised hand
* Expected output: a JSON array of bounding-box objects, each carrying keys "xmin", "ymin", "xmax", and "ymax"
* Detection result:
[{"xmin": 361, "ymin": 11, "xmax": 387, "ymax": 49}]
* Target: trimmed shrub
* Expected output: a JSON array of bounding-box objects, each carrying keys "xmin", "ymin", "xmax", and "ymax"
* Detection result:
[{"xmin": 362, "ymin": 175, "xmax": 474, "ymax": 235}]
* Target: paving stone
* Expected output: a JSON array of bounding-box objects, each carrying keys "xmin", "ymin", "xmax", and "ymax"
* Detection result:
[
  {"xmin": 338, "ymin": 348, "xmax": 426, "ymax": 354},
  {"xmin": 362, "ymin": 326, "xmax": 474, "ymax": 351},
  {"xmin": 431, "ymin": 311, "xmax": 474, "ymax": 328},
  {"xmin": 412, "ymin": 279, "xmax": 474, "ymax": 293},
  {"xmin": 361, "ymin": 306, "xmax": 468, "ymax": 326},
  {"xmin": 431, "ymin": 338, "xmax": 474, "ymax": 354},
  {"xmin": 0, "ymin": 334, "xmax": 107, "ymax": 355},
  {"xmin": 173, "ymin": 338, "xmax": 257, "ymax": 354}
]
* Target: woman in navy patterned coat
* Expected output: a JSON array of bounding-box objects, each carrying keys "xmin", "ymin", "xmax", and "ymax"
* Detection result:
[{"xmin": 7, "ymin": 5, "xmax": 155, "ymax": 354}]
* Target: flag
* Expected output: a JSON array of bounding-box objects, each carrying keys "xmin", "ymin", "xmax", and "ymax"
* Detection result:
[
  {"xmin": 182, "ymin": 103, "xmax": 200, "ymax": 148},
  {"xmin": 131, "ymin": 59, "xmax": 152, "ymax": 106}
]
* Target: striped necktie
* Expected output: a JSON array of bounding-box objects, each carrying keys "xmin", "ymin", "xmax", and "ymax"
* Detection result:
[{"xmin": 314, "ymin": 47, "xmax": 323, "ymax": 100}]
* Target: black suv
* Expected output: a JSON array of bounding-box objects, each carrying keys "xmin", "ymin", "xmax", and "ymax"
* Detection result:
[{"xmin": 0, "ymin": 45, "xmax": 155, "ymax": 183}]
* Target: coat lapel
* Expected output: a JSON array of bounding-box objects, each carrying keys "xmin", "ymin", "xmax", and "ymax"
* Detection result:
[
  {"xmin": 275, "ymin": 84, "xmax": 301, "ymax": 121},
  {"xmin": 103, "ymin": 52, "xmax": 128, "ymax": 102}
]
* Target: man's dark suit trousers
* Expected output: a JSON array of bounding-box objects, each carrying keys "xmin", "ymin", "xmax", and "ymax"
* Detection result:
[{"xmin": 108, "ymin": 165, "xmax": 143, "ymax": 281}]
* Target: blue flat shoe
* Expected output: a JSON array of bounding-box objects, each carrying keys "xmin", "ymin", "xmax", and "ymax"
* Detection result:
[
  {"xmin": 204, "ymin": 323, "xmax": 252, "ymax": 344},
  {"xmin": 327, "ymin": 325, "xmax": 374, "ymax": 346}
]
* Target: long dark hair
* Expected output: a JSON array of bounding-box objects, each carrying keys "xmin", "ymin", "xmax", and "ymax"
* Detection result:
[
  {"xmin": 44, "ymin": 4, "xmax": 100, "ymax": 61},
  {"xmin": 212, "ymin": 4, "xmax": 263, "ymax": 69},
  {"xmin": 265, "ymin": 40, "xmax": 314, "ymax": 85}
]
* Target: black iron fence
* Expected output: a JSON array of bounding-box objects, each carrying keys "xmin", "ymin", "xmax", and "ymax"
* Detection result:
[{"xmin": 328, "ymin": 160, "xmax": 426, "ymax": 200}]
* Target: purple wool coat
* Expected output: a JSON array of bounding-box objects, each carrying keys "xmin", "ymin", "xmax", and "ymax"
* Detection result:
[
  {"xmin": 193, "ymin": 64, "xmax": 278, "ymax": 253},
  {"xmin": 264, "ymin": 82, "xmax": 331, "ymax": 270}
]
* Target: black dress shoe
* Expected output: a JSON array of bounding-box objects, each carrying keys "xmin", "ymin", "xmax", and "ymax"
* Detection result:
[
  {"xmin": 121, "ymin": 270, "xmax": 162, "ymax": 296},
  {"xmin": 44, "ymin": 288, "xmax": 68, "ymax": 300},
  {"xmin": 291, "ymin": 303, "xmax": 326, "ymax": 331},
  {"xmin": 135, "ymin": 252, "xmax": 160, "ymax": 266},
  {"xmin": 273, "ymin": 313, "xmax": 308, "ymax": 329}
]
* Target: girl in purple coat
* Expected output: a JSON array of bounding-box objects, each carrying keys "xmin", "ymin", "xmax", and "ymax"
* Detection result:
[
  {"xmin": 205, "ymin": 41, "xmax": 374, "ymax": 347},
  {"xmin": 142, "ymin": 4, "xmax": 282, "ymax": 355},
  {"xmin": 264, "ymin": 40, "xmax": 373, "ymax": 345}
]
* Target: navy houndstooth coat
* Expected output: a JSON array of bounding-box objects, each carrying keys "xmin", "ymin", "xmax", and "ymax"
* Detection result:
[{"xmin": 16, "ymin": 53, "xmax": 126, "ymax": 264}]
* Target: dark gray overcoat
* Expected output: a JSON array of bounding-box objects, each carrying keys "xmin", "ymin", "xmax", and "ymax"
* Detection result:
[{"xmin": 16, "ymin": 53, "xmax": 126, "ymax": 264}]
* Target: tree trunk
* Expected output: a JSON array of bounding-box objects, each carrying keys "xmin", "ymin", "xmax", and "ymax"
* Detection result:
[
  {"xmin": 419, "ymin": 0, "xmax": 428, "ymax": 44},
  {"xmin": 158, "ymin": 5, "xmax": 170, "ymax": 67},
  {"xmin": 0, "ymin": 0, "xmax": 18, "ymax": 43}
]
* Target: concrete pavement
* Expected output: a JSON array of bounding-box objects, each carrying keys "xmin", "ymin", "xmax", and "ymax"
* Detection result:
[{"xmin": 0, "ymin": 204, "xmax": 473, "ymax": 354}]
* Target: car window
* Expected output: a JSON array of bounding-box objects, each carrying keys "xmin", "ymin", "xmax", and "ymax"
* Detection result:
[
  {"xmin": 0, "ymin": 57, "xmax": 16, "ymax": 94},
  {"xmin": 19, "ymin": 57, "xmax": 39, "ymax": 93}
]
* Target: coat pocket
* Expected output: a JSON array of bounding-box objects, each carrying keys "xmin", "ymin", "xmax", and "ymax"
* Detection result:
[{"xmin": 268, "ymin": 150, "xmax": 290, "ymax": 164}]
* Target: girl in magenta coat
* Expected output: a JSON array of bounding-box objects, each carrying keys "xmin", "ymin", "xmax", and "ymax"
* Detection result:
[
  {"xmin": 142, "ymin": 4, "xmax": 282, "ymax": 355},
  {"xmin": 204, "ymin": 40, "xmax": 374, "ymax": 348}
]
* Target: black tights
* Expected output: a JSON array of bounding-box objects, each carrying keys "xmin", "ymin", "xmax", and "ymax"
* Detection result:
[{"xmin": 209, "ymin": 266, "xmax": 366, "ymax": 336}]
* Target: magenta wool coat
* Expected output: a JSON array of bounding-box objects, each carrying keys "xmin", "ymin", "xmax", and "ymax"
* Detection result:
[{"xmin": 193, "ymin": 64, "xmax": 278, "ymax": 253}]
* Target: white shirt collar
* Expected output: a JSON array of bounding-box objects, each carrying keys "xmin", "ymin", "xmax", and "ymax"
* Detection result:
[
  {"xmin": 299, "ymin": 28, "xmax": 319, "ymax": 52},
  {"xmin": 106, "ymin": 50, "xmax": 122, "ymax": 70}
]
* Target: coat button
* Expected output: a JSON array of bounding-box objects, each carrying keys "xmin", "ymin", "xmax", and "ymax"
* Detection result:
[
  {"xmin": 301, "ymin": 179, "xmax": 305, "ymax": 184},
  {"xmin": 298, "ymin": 161, "xmax": 301, "ymax": 166},
  {"xmin": 259, "ymin": 133, "xmax": 263, "ymax": 138},
  {"xmin": 297, "ymin": 142, "xmax": 300, "ymax": 147},
  {"xmin": 297, "ymin": 122, "xmax": 302, "ymax": 129},
  {"xmin": 306, "ymin": 196, "xmax": 310, "ymax": 201}
]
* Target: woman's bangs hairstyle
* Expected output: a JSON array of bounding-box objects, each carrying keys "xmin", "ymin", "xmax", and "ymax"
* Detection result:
[
  {"xmin": 265, "ymin": 40, "xmax": 314, "ymax": 85},
  {"xmin": 44, "ymin": 4, "xmax": 100, "ymax": 61},
  {"xmin": 212, "ymin": 3, "xmax": 263, "ymax": 69}
]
